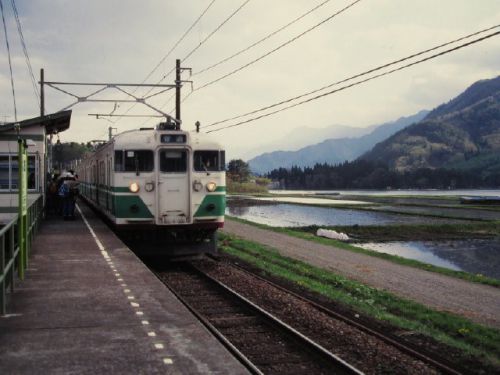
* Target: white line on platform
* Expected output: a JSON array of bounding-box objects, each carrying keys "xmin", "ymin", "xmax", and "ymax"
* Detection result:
[{"xmin": 78, "ymin": 204, "xmax": 169, "ymax": 368}]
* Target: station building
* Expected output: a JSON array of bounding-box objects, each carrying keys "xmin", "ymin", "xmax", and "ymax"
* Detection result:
[{"xmin": 0, "ymin": 111, "xmax": 71, "ymax": 224}]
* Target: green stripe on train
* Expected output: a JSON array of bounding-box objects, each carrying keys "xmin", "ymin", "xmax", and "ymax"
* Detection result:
[
  {"xmin": 194, "ymin": 194, "xmax": 226, "ymax": 217},
  {"xmin": 113, "ymin": 195, "xmax": 154, "ymax": 218}
]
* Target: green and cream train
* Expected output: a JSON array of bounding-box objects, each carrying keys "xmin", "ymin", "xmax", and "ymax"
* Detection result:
[{"xmin": 75, "ymin": 122, "xmax": 226, "ymax": 256}]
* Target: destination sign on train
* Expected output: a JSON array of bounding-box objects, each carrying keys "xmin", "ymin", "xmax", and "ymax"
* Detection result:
[{"xmin": 161, "ymin": 134, "xmax": 186, "ymax": 144}]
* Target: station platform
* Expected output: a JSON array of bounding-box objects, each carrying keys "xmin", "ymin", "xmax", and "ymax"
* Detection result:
[{"xmin": 0, "ymin": 202, "xmax": 249, "ymax": 374}]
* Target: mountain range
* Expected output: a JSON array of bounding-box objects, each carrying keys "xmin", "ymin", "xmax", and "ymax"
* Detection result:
[
  {"xmin": 248, "ymin": 110, "xmax": 429, "ymax": 174},
  {"xmin": 248, "ymin": 75, "xmax": 500, "ymax": 178}
]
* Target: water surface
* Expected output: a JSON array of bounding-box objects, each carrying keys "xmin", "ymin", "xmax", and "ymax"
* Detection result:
[
  {"xmin": 270, "ymin": 189, "xmax": 500, "ymax": 197},
  {"xmin": 226, "ymin": 203, "xmax": 459, "ymax": 227},
  {"xmin": 357, "ymin": 240, "xmax": 500, "ymax": 279}
]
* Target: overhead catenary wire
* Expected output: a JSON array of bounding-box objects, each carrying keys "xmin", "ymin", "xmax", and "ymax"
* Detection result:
[
  {"xmin": 182, "ymin": 0, "xmax": 251, "ymax": 64},
  {"xmin": 152, "ymin": 0, "xmax": 252, "ymax": 88},
  {"xmin": 194, "ymin": 0, "xmax": 334, "ymax": 76},
  {"xmin": 139, "ymin": 0, "xmax": 217, "ymax": 87},
  {"xmin": 193, "ymin": 0, "xmax": 362, "ymax": 93},
  {"xmin": 206, "ymin": 29, "xmax": 500, "ymax": 133},
  {"xmin": 10, "ymin": 0, "xmax": 39, "ymax": 110},
  {"xmin": 111, "ymin": 0, "xmax": 217, "ymax": 123},
  {"xmin": 204, "ymin": 24, "xmax": 500, "ymax": 129},
  {"xmin": 114, "ymin": 0, "xmax": 251, "ymax": 124},
  {"xmin": 0, "ymin": 0, "xmax": 17, "ymax": 121}
]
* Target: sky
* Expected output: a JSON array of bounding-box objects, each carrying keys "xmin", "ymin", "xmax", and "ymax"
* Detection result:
[{"xmin": 1, "ymin": 0, "xmax": 499, "ymax": 160}]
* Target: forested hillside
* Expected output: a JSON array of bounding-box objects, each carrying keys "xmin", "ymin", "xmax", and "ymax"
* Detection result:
[{"xmin": 362, "ymin": 76, "xmax": 500, "ymax": 178}]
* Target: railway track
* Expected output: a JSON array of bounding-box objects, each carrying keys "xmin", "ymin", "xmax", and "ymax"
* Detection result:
[
  {"xmin": 215, "ymin": 256, "xmax": 463, "ymax": 375},
  {"xmin": 157, "ymin": 263, "xmax": 363, "ymax": 375}
]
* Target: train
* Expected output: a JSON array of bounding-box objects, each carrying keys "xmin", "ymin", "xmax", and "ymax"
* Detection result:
[{"xmin": 75, "ymin": 121, "xmax": 226, "ymax": 257}]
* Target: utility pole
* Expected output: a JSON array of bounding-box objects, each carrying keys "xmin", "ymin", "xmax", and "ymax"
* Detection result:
[
  {"xmin": 108, "ymin": 126, "xmax": 117, "ymax": 141},
  {"xmin": 40, "ymin": 68, "xmax": 44, "ymax": 117},
  {"xmin": 175, "ymin": 59, "xmax": 181, "ymax": 130}
]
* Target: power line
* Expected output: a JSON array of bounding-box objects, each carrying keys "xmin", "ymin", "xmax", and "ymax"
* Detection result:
[
  {"xmin": 136, "ymin": 0, "xmax": 253, "ymax": 126},
  {"xmin": 154, "ymin": 0, "xmax": 252, "ymax": 87},
  {"xmin": 10, "ymin": 0, "xmax": 39, "ymax": 110},
  {"xmin": 194, "ymin": 0, "xmax": 333, "ymax": 76},
  {"xmin": 113, "ymin": 0, "xmax": 250, "ymax": 123},
  {"xmin": 206, "ymin": 29, "xmax": 500, "ymax": 134},
  {"xmin": 183, "ymin": 0, "xmax": 252, "ymax": 64},
  {"xmin": 205, "ymin": 24, "xmax": 500, "ymax": 129},
  {"xmin": 141, "ymin": 0, "xmax": 217, "ymax": 86},
  {"xmin": 0, "ymin": 0, "xmax": 17, "ymax": 121},
  {"xmin": 111, "ymin": 0, "xmax": 217, "ymax": 123},
  {"xmin": 193, "ymin": 0, "xmax": 362, "ymax": 93}
]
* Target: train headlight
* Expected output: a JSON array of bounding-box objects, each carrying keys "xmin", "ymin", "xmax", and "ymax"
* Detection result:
[
  {"xmin": 206, "ymin": 181, "xmax": 217, "ymax": 192},
  {"xmin": 193, "ymin": 180, "xmax": 203, "ymax": 192},
  {"xmin": 129, "ymin": 182, "xmax": 140, "ymax": 193}
]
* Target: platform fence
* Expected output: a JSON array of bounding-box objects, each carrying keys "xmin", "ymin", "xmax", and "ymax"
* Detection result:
[{"xmin": 0, "ymin": 195, "xmax": 43, "ymax": 315}]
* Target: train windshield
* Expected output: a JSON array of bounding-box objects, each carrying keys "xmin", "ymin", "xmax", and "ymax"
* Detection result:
[
  {"xmin": 115, "ymin": 150, "xmax": 154, "ymax": 172},
  {"xmin": 160, "ymin": 150, "xmax": 187, "ymax": 173},
  {"xmin": 194, "ymin": 150, "xmax": 225, "ymax": 172}
]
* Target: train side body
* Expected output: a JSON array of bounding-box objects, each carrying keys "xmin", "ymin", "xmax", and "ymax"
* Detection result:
[{"xmin": 75, "ymin": 127, "xmax": 225, "ymax": 256}]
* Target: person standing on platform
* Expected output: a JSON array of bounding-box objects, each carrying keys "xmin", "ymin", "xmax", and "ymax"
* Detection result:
[{"xmin": 59, "ymin": 172, "xmax": 78, "ymax": 220}]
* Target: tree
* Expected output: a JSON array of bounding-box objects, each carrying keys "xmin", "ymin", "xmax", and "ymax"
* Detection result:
[{"xmin": 227, "ymin": 159, "xmax": 251, "ymax": 183}]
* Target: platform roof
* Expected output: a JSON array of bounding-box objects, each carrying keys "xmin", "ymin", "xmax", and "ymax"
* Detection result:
[{"xmin": 0, "ymin": 110, "xmax": 72, "ymax": 134}]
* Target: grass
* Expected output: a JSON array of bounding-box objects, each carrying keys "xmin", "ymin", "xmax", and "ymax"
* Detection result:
[
  {"xmin": 226, "ymin": 216, "xmax": 500, "ymax": 287},
  {"xmin": 219, "ymin": 233, "xmax": 500, "ymax": 365}
]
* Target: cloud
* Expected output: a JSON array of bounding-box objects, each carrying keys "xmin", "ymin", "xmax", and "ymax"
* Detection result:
[{"xmin": 0, "ymin": 0, "xmax": 498, "ymax": 158}]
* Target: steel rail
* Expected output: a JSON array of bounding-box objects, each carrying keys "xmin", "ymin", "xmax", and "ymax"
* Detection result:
[
  {"xmin": 162, "ymin": 264, "xmax": 364, "ymax": 374},
  {"xmin": 213, "ymin": 255, "xmax": 463, "ymax": 375},
  {"xmin": 158, "ymin": 270, "xmax": 264, "ymax": 375}
]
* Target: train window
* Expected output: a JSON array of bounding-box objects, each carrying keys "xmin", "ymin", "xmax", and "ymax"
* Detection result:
[
  {"xmin": 220, "ymin": 151, "xmax": 226, "ymax": 171},
  {"xmin": 114, "ymin": 151, "xmax": 123, "ymax": 171},
  {"xmin": 194, "ymin": 151, "xmax": 224, "ymax": 172},
  {"xmin": 160, "ymin": 150, "xmax": 187, "ymax": 173},
  {"xmin": 115, "ymin": 150, "xmax": 154, "ymax": 172}
]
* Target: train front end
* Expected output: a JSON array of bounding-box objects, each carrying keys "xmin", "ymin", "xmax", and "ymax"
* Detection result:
[{"xmin": 116, "ymin": 126, "xmax": 225, "ymax": 256}]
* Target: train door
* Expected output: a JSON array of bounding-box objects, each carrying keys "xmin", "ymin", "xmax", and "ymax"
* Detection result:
[{"xmin": 156, "ymin": 148, "xmax": 190, "ymax": 225}]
